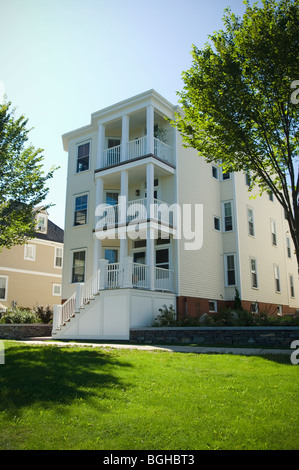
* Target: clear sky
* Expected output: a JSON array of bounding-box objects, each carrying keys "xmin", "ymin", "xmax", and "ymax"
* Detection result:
[{"xmin": 0, "ymin": 0, "xmax": 249, "ymax": 229}]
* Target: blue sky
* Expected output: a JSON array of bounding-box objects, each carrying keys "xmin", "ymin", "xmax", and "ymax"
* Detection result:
[{"xmin": 0, "ymin": 0, "xmax": 248, "ymax": 229}]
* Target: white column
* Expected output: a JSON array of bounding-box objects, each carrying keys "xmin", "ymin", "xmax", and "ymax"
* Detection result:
[
  {"xmin": 146, "ymin": 227, "xmax": 155, "ymax": 290},
  {"xmin": 99, "ymin": 259, "xmax": 109, "ymax": 289},
  {"xmin": 93, "ymin": 237, "xmax": 102, "ymax": 275},
  {"xmin": 146, "ymin": 162, "xmax": 154, "ymax": 217},
  {"xmin": 97, "ymin": 123, "xmax": 105, "ymax": 168},
  {"xmin": 121, "ymin": 115, "xmax": 129, "ymax": 162},
  {"xmin": 146, "ymin": 105, "xmax": 154, "ymax": 154},
  {"xmin": 123, "ymin": 256, "xmax": 133, "ymax": 288},
  {"xmin": 120, "ymin": 169, "xmax": 128, "ymax": 260},
  {"xmin": 94, "ymin": 176, "xmax": 104, "ymax": 275}
]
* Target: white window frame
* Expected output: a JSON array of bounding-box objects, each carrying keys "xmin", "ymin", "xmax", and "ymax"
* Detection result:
[
  {"xmin": 36, "ymin": 214, "xmax": 47, "ymax": 233},
  {"xmin": 274, "ymin": 265, "xmax": 281, "ymax": 293},
  {"xmin": 247, "ymin": 207, "xmax": 255, "ymax": 237},
  {"xmin": 214, "ymin": 216, "xmax": 221, "ymax": 232},
  {"xmin": 0, "ymin": 275, "xmax": 8, "ymax": 301},
  {"xmin": 74, "ymin": 193, "xmax": 88, "ymax": 226},
  {"xmin": 224, "ymin": 253, "xmax": 237, "ymax": 287},
  {"xmin": 221, "ymin": 170, "xmax": 231, "ymax": 181},
  {"xmin": 222, "ymin": 201, "xmax": 234, "ymax": 232},
  {"xmin": 54, "ymin": 246, "xmax": 63, "ymax": 268},
  {"xmin": 212, "ymin": 165, "xmax": 218, "ymax": 180},
  {"xmin": 270, "ymin": 219, "xmax": 277, "ymax": 246},
  {"xmin": 76, "ymin": 140, "xmax": 90, "ymax": 173},
  {"xmin": 286, "ymin": 236, "xmax": 292, "ymax": 258},
  {"xmin": 71, "ymin": 249, "xmax": 87, "ymax": 283},
  {"xmin": 52, "ymin": 283, "xmax": 61, "ymax": 296},
  {"xmin": 209, "ymin": 300, "xmax": 218, "ymax": 312},
  {"xmin": 289, "ymin": 274, "xmax": 295, "ymax": 298},
  {"xmin": 24, "ymin": 244, "xmax": 36, "ymax": 261},
  {"xmin": 250, "ymin": 257, "xmax": 258, "ymax": 289}
]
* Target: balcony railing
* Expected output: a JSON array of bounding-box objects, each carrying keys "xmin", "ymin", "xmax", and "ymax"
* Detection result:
[
  {"xmin": 101, "ymin": 137, "xmax": 173, "ymax": 168},
  {"xmin": 97, "ymin": 198, "xmax": 174, "ymax": 229}
]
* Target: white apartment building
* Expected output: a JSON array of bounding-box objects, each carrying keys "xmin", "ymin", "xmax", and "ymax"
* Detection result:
[{"xmin": 53, "ymin": 89, "xmax": 299, "ymax": 340}]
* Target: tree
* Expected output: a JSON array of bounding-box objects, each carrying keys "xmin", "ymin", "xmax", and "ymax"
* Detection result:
[
  {"xmin": 174, "ymin": 0, "xmax": 299, "ymax": 270},
  {"xmin": 0, "ymin": 100, "xmax": 57, "ymax": 249}
]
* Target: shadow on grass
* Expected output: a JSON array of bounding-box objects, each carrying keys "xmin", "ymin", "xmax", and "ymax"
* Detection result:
[{"xmin": 0, "ymin": 343, "xmax": 132, "ymax": 417}]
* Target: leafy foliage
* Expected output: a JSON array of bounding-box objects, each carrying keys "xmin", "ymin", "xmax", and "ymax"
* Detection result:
[
  {"xmin": 0, "ymin": 100, "xmax": 57, "ymax": 249},
  {"xmin": 174, "ymin": 0, "xmax": 299, "ymax": 267}
]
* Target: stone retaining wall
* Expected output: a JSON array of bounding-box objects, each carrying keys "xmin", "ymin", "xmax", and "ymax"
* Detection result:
[
  {"xmin": 130, "ymin": 326, "xmax": 299, "ymax": 347},
  {"xmin": 0, "ymin": 324, "xmax": 53, "ymax": 339}
]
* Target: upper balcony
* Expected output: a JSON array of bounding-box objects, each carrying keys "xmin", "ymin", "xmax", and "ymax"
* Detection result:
[{"xmin": 102, "ymin": 136, "xmax": 173, "ymax": 168}]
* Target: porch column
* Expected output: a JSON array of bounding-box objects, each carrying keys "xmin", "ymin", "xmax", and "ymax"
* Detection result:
[
  {"xmin": 93, "ymin": 237, "xmax": 102, "ymax": 276},
  {"xmin": 146, "ymin": 105, "xmax": 154, "ymax": 155},
  {"xmin": 97, "ymin": 123, "xmax": 105, "ymax": 168},
  {"xmin": 119, "ymin": 170, "xmax": 128, "ymax": 263},
  {"xmin": 146, "ymin": 162, "xmax": 154, "ymax": 217},
  {"xmin": 146, "ymin": 228, "xmax": 155, "ymax": 291},
  {"xmin": 99, "ymin": 259, "xmax": 109, "ymax": 289},
  {"xmin": 121, "ymin": 114, "xmax": 129, "ymax": 162}
]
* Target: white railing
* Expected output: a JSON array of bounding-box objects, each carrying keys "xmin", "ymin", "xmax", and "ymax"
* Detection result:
[
  {"xmin": 155, "ymin": 267, "xmax": 174, "ymax": 292},
  {"xmin": 127, "ymin": 136, "xmax": 147, "ymax": 160},
  {"xmin": 80, "ymin": 269, "xmax": 101, "ymax": 305},
  {"xmin": 97, "ymin": 204, "xmax": 118, "ymax": 228},
  {"xmin": 154, "ymin": 138, "xmax": 172, "ymax": 164},
  {"xmin": 127, "ymin": 198, "xmax": 147, "ymax": 222},
  {"xmin": 60, "ymin": 292, "xmax": 76, "ymax": 325},
  {"xmin": 107, "ymin": 262, "xmax": 123, "ymax": 289},
  {"xmin": 101, "ymin": 136, "xmax": 173, "ymax": 168},
  {"xmin": 103, "ymin": 145, "xmax": 121, "ymax": 167},
  {"xmin": 132, "ymin": 262, "xmax": 149, "ymax": 289}
]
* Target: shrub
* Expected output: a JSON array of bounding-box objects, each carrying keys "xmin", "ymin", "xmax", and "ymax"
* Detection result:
[
  {"xmin": 34, "ymin": 305, "xmax": 53, "ymax": 324},
  {"xmin": 152, "ymin": 304, "xmax": 177, "ymax": 326},
  {"xmin": 0, "ymin": 307, "xmax": 39, "ymax": 324}
]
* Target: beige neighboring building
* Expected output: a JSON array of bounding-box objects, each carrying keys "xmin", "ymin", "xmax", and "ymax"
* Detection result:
[
  {"xmin": 53, "ymin": 89, "xmax": 299, "ymax": 341},
  {"xmin": 0, "ymin": 209, "xmax": 64, "ymax": 310}
]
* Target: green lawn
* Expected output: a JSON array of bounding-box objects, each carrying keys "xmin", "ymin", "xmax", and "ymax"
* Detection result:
[{"xmin": 0, "ymin": 341, "xmax": 298, "ymax": 450}]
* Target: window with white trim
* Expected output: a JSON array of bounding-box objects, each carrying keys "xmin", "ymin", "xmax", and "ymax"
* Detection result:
[
  {"xmin": 55, "ymin": 247, "xmax": 63, "ymax": 268},
  {"xmin": 24, "ymin": 244, "xmax": 36, "ymax": 261},
  {"xmin": 52, "ymin": 284, "xmax": 61, "ymax": 296},
  {"xmin": 72, "ymin": 250, "xmax": 86, "ymax": 283},
  {"xmin": 274, "ymin": 265, "xmax": 281, "ymax": 293},
  {"xmin": 247, "ymin": 207, "xmax": 255, "ymax": 237},
  {"xmin": 209, "ymin": 300, "xmax": 218, "ymax": 312},
  {"xmin": 286, "ymin": 236, "xmax": 292, "ymax": 258},
  {"xmin": 250, "ymin": 257, "xmax": 258, "ymax": 289},
  {"xmin": 289, "ymin": 274, "xmax": 295, "ymax": 298},
  {"xmin": 214, "ymin": 216, "xmax": 221, "ymax": 231},
  {"xmin": 224, "ymin": 254, "xmax": 236, "ymax": 286},
  {"xmin": 0, "ymin": 276, "xmax": 8, "ymax": 301},
  {"xmin": 76, "ymin": 142, "xmax": 90, "ymax": 173},
  {"xmin": 212, "ymin": 166, "xmax": 218, "ymax": 179},
  {"xmin": 222, "ymin": 171, "xmax": 231, "ymax": 180},
  {"xmin": 270, "ymin": 219, "xmax": 277, "ymax": 246},
  {"xmin": 222, "ymin": 201, "xmax": 233, "ymax": 232},
  {"xmin": 36, "ymin": 215, "xmax": 47, "ymax": 233},
  {"xmin": 74, "ymin": 194, "xmax": 88, "ymax": 226}
]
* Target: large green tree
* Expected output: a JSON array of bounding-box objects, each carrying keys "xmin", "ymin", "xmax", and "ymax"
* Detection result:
[
  {"xmin": 174, "ymin": 0, "xmax": 299, "ymax": 269},
  {"xmin": 0, "ymin": 100, "xmax": 57, "ymax": 249}
]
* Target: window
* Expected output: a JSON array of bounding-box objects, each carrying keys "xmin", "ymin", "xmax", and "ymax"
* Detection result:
[
  {"xmin": 104, "ymin": 249, "xmax": 118, "ymax": 264},
  {"xmin": 225, "ymin": 254, "xmax": 236, "ymax": 286},
  {"xmin": 214, "ymin": 216, "xmax": 221, "ymax": 231},
  {"xmin": 277, "ymin": 305, "xmax": 283, "ymax": 315},
  {"xmin": 247, "ymin": 207, "xmax": 255, "ymax": 236},
  {"xmin": 55, "ymin": 247, "xmax": 63, "ymax": 268},
  {"xmin": 209, "ymin": 300, "xmax": 217, "ymax": 312},
  {"xmin": 156, "ymin": 248, "xmax": 169, "ymax": 270},
  {"xmin": 36, "ymin": 215, "xmax": 47, "ymax": 233},
  {"xmin": 72, "ymin": 250, "xmax": 86, "ymax": 283},
  {"xmin": 212, "ymin": 166, "xmax": 218, "ymax": 179},
  {"xmin": 290, "ymin": 274, "xmax": 295, "ymax": 298},
  {"xmin": 251, "ymin": 302, "xmax": 259, "ymax": 314},
  {"xmin": 268, "ymin": 190, "xmax": 274, "ymax": 202},
  {"xmin": 52, "ymin": 284, "xmax": 61, "ymax": 296},
  {"xmin": 24, "ymin": 244, "xmax": 36, "ymax": 261},
  {"xmin": 271, "ymin": 219, "xmax": 277, "ymax": 246},
  {"xmin": 245, "ymin": 172, "xmax": 251, "ymax": 187},
  {"xmin": 274, "ymin": 265, "xmax": 281, "ymax": 293},
  {"xmin": 77, "ymin": 142, "xmax": 90, "ymax": 173},
  {"xmin": 222, "ymin": 171, "xmax": 230, "ymax": 180},
  {"xmin": 286, "ymin": 237, "xmax": 292, "ymax": 258},
  {"xmin": 222, "ymin": 201, "xmax": 233, "ymax": 231},
  {"xmin": 250, "ymin": 257, "xmax": 258, "ymax": 288},
  {"xmin": 0, "ymin": 276, "xmax": 8, "ymax": 301},
  {"xmin": 74, "ymin": 194, "xmax": 88, "ymax": 226}
]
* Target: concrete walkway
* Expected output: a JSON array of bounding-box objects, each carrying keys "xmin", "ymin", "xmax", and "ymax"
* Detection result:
[{"xmin": 15, "ymin": 337, "xmax": 291, "ymax": 356}]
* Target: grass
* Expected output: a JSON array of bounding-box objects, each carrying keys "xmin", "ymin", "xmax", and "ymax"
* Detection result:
[{"xmin": 0, "ymin": 341, "xmax": 298, "ymax": 450}]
